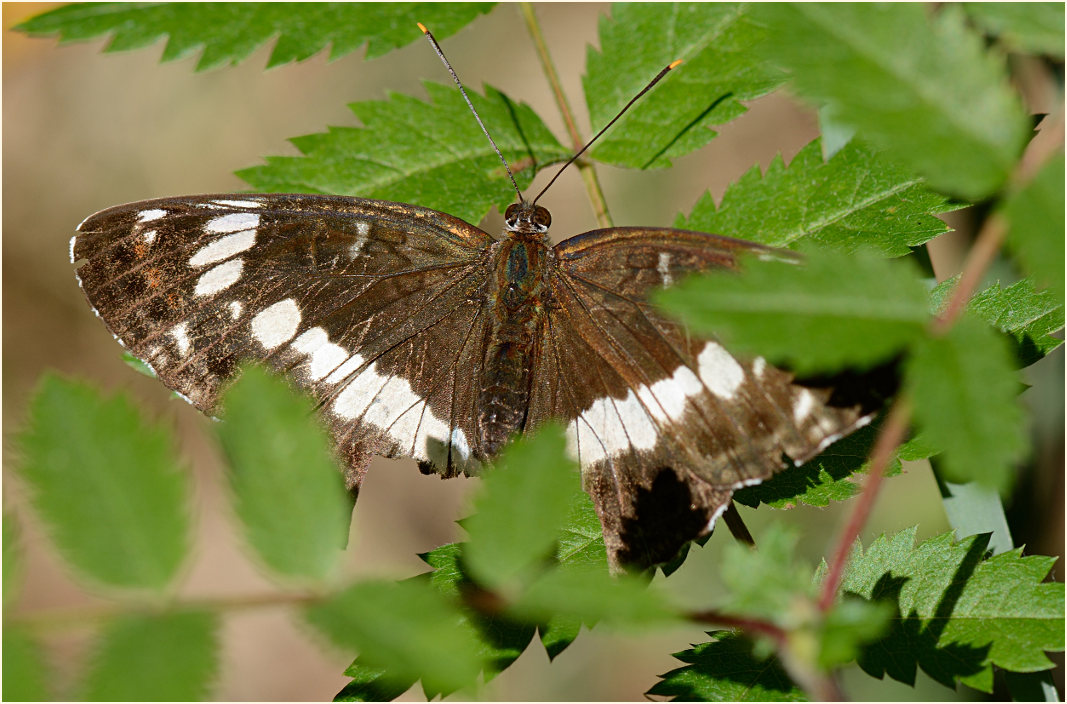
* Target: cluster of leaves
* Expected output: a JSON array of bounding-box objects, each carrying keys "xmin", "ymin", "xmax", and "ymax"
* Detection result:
[
  {"xmin": 11, "ymin": 1, "xmax": 1065, "ymax": 701},
  {"xmin": 11, "ymin": 371, "xmax": 1061, "ymax": 700}
]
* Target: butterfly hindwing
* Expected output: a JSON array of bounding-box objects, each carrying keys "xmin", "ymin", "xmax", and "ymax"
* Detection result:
[{"xmin": 534, "ymin": 227, "xmax": 871, "ymax": 567}]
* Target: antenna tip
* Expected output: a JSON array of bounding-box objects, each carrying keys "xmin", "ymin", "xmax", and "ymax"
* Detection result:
[
  {"xmin": 417, "ymin": 22, "xmax": 428, "ymax": 34},
  {"xmin": 668, "ymin": 59, "xmax": 683, "ymax": 70}
]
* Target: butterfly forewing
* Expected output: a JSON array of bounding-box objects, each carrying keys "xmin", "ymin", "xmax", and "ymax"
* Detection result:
[{"xmin": 72, "ymin": 194, "xmax": 494, "ymax": 482}]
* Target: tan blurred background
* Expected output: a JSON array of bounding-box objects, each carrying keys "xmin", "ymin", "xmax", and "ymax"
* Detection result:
[{"xmin": 4, "ymin": 3, "xmax": 1062, "ymax": 700}]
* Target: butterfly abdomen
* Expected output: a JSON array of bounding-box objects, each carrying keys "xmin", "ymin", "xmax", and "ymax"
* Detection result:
[{"xmin": 477, "ymin": 237, "xmax": 552, "ymax": 455}]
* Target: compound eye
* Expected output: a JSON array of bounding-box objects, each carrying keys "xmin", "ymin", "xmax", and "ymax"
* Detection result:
[
  {"xmin": 533, "ymin": 206, "xmax": 552, "ymax": 230},
  {"xmin": 503, "ymin": 203, "xmax": 520, "ymax": 225}
]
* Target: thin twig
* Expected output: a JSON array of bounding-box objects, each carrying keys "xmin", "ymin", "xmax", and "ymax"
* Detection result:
[
  {"xmin": 688, "ymin": 608, "xmax": 788, "ymax": 644},
  {"xmin": 518, "ymin": 2, "xmax": 614, "ymax": 228},
  {"xmin": 7, "ymin": 591, "xmax": 322, "ymax": 633}
]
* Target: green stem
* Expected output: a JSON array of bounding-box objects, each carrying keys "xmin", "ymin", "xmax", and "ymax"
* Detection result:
[{"xmin": 518, "ymin": 2, "xmax": 613, "ymax": 228}]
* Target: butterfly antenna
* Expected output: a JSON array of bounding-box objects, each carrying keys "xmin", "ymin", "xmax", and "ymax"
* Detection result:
[
  {"xmin": 419, "ymin": 23, "xmax": 525, "ymax": 204},
  {"xmin": 531, "ymin": 59, "xmax": 683, "ymax": 206}
]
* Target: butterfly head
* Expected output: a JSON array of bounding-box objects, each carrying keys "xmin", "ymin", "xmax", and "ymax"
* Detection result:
[{"xmin": 504, "ymin": 202, "xmax": 552, "ymax": 237}]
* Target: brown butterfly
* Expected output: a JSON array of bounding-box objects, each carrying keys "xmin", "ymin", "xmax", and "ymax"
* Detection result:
[{"xmin": 71, "ymin": 28, "xmax": 873, "ymax": 570}]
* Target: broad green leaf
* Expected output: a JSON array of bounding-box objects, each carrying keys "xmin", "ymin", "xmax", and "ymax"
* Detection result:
[
  {"xmin": 336, "ymin": 543, "xmax": 536, "ymax": 700},
  {"xmin": 964, "ymin": 3, "xmax": 1066, "ymax": 58},
  {"xmin": 3, "ymin": 512, "xmax": 21, "ymax": 608},
  {"xmin": 720, "ymin": 524, "xmax": 814, "ymax": 625},
  {"xmin": 1003, "ymin": 153, "xmax": 1066, "ymax": 305},
  {"xmin": 657, "ymin": 249, "xmax": 930, "ymax": 374},
  {"xmin": 585, "ymin": 3, "xmax": 784, "ymax": 168},
  {"xmin": 896, "ymin": 432, "xmax": 940, "ymax": 463},
  {"xmin": 16, "ymin": 375, "xmax": 189, "ymax": 591},
  {"xmin": 931, "ymin": 276, "xmax": 1065, "ymax": 366},
  {"xmin": 306, "ymin": 579, "xmax": 485, "ymax": 697},
  {"xmin": 419, "ymin": 544, "xmax": 535, "ymax": 684},
  {"xmin": 839, "ymin": 528, "xmax": 1065, "ymax": 692},
  {"xmin": 676, "ymin": 139, "xmax": 956, "ymax": 256},
  {"xmin": 555, "ymin": 490, "xmax": 608, "ymax": 569},
  {"xmin": 216, "ymin": 366, "xmax": 352, "ymax": 583},
  {"xmin": 755, "ymin": 4, "xmax": 1030, "ymax": 199},
  {"xmin": 648, "ymin": 631, "xmax": 807, "ymax": 701},
  {"xmin": 81, "ymin": 610, "xmax": 219, "ymax": 701},
  {"xmin": 3, "ymin": 628, "xmax": 50, "ymax": 702},
  {"xmin": 817, "ymin": 597, "xmax": 892, "ymax": 668},
  {"xmin": 537, "ymin": 491, "xmax": 606, "ymax": 658},
  {"xmin": 734, "ymin": 422, "xmax": 903, "ymax": 510},
  {"xmin": 238, "ymin": 82, "xmax": 569, "ymax": 225},
  {"xmin": 335, "ymin": 658, "xmax": 415, "ymax": 702},
  {"xmin": 905, "ymin": 315, "xmax": 1026, "ymax": 491},
  {"xmin": 17, "ymin": 3, "xmax": 495, "ymax": 70},
  {"xmin": 463, "ymin": 426, "xmax": 580, "ymax": 589},
  {"xmin": 537, "ymin": 491, "xmax": 605, "ymax": 659},
  {"xmin": 512, "ymin": 565, "xmax": 680, "ymax": 630}
]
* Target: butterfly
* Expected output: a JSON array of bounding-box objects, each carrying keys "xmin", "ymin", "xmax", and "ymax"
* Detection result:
[
  {"xmin": 72, "ymin": 190, "xmax": 878, "ymax": 569},
  {"xmin": 71, "ymin": 30, "xmax": 875, "ymax": 571}
]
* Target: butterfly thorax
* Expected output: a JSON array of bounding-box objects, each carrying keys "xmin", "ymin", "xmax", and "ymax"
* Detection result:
[{"xmin": 478, "ymin": 223, "xmax": 553, "ymax": 456}]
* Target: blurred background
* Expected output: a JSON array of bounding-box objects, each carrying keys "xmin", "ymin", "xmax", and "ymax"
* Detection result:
[{"xmin": 4, "ymin": 3, "xmax": 1062, "ymax": 700}]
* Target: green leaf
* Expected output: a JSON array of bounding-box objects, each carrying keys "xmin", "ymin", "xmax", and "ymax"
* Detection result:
[
  {"xmin": 838, "ymin": 528, "xmax": 1065, "ymax": 692},
  {"xmin": 648, "ymin": 631, "xmax": 807, "ymax": 702},
  {"xmin": 720, "ymin": 524, "xmax": 814, "ymax": 625},
  {"xmin": 555, "ymin": 489, "xmax": 609, "ymax": 569},
  {"xmin": 3, "ymin": 627, "xmax": 50, "ymax": 702},
  {"xmin": 81, "ymin": 610, "xmax": 219, "ymax": 701},
  {"xmin": 932, "ymin": 276, "xmax": 1065, "ymax": 366},
  {"xmin": 512, "ymin": 564, "xmax": 680, "ymax": 630},
  {"xmin": 905, "ymin": 315, "xmax": 1026, "ymax": 491},
  {"xmin": 216, "ymin": 366, "xmax": 352, "ymax": 583},
  {"xmin": 16, "ymin": 375, "xmax": 189, "ymax": 591},
  {"xmin": 3, "ymin": 512, "xmax": 21, "ymax": 608},
  {"xmin": 418, "ymin": 544, "xmax": 535, "ymax": 684},
  {"xmin": 538, "ymin": 491, "xmax": 606, "ymax": 658},
  {"xmin": 734, "ymin": 422, "xmax": 902, "ymax": 510},
  {"xmin": 17, "ymin": 3, "xmax": 495, "ymax": 70},
  {"xmin": 657, "ymin": 249, "xmax": 930, "ymax": 375},
  {"xmin": 585, "ymin": 3, "xmax": 784, "ymax": 169},
  {"xmin": 964, "ymin": 3, "xmax": 1066, "ymax": 58},
  {"xmin": 306, "ymin": 579, "xmax": 486, "ymax": 697},
  {"xmin": 335, "ymin": 658, "xmax": 415, "ymax": 702},
  {"xmin": 676, "ymin": 139, "xmax": 956, "ymax": 256},
  {"xmin": 463, "ymin": 426, "xmax": 580, "ymax": 589},
  {"xmin": 817, "ymin": 597, "xmax": 892, "ymax": 668},
  {"xmin": 755, "ymin": 4, "xmax": 1030, "ymax": 199},
  {"xmin": 238, "ymin": 82, "xmax": 569, "ymax": 225},
  {"xmin": 336, "ymin": 543, "xmax": 537, "ymax": 700},
  {"xmin": 1003, "ymin": 153, "xmax": 1066, "ymax": 305}
]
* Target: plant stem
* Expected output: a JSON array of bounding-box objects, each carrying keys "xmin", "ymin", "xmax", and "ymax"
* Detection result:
[
  {"xmin": 7, "ymin": 591, "xmax": 321, "ymax": 633},
  {"xmin": 518, "ymin": 2, "xmax": 614, "ymax": 228},
  {"xmin": 688, "ymin": 608, "xmax": 788, "ymax": 644},
  {"xmin": 818, "ymin": 397, "xmax": 911, "ymax": 612}
]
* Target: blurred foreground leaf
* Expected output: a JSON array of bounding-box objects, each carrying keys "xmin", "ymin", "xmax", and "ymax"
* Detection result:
[
  {"xmin": 81, "ymin": 610, "xmax": 219, "ymax": 701},
  {"xmin": 216, "ymin": 366, "xmax": 352, "ymax": 583},
  {"xmin": 16, "ymin": 376, "xmax": 189, "ymax": 591}
]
